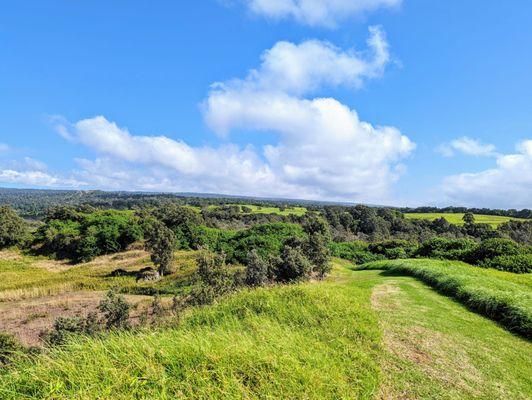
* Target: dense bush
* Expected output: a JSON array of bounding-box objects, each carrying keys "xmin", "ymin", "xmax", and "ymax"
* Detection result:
[
  {"xmin": 368, "ymin": 239, "xmax": 416, "ymax": 259},
  {"xmin": 0, "ymin": 205, "xmax": 28, "ymax": 249},
  {"xmin": 0, "ymin": 332, "xmax": 22, "ymax": 365},
  {"xmin": 33, "ymin": 210, "xmax": 143, "ymax": 262},
  {"xmin": 414, "ymin": 237, "xmax": 477, "ymax": 260},
  {"xmin": 466, "ymin": 238, "xmax": 522, "ymax": 264},
  {"xmin": 329, "ymin": 242, "xmax": 385, "ymax": 264},
  {"xmin": 480, "ymin": 254, "xmax": 532, "ymax": 274},
  {"xmin": 227, "ymin": 223, "xmax": 306, "ymax": 263}
]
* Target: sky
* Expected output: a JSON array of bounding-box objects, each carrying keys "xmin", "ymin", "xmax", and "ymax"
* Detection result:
[{"xmin": 1, "ymin": 0, "xmax": 531, "ymax": 209}]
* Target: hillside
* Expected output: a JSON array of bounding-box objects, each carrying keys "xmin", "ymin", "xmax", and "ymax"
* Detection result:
[{"xmin": 1, "ymin": 259, "xmax": 530, "ymax": 399}]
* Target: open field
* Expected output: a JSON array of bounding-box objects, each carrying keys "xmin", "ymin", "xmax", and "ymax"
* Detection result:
[
  {"xmin": 1, "ymin": 259, "xmax": 531, "ymax": 399},
  {"xmin": 404, "ymin": 212, "xmax": 528, "ymax": 227}
]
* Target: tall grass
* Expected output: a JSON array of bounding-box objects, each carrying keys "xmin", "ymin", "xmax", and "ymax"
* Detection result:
[
  {"xmin": 357, "ymin": 259, "xmax": 532, "ymax": 338},
  {"xmin": 0, "ymin": 281, "xmax": 380, "ymax": 399}
]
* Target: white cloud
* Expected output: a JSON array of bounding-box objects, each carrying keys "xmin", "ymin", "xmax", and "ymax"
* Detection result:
[
  {"xmin": 243, "ymin": 0, "xmax": 402, "ymax": 27},
  {"xmin": 438, "ymin": 137, "xmax": 497, "ymax": 157},
  {"xmin": 50, "ymin": 28, "xmax": 413, "ymax": 203},
  {"xmin": 203, "ymin": 27, "xmax": 414, "ymax": 201},
  {"xmin": 442, "ymin": 140, "xmax": 532, "ymax": 208},
  {"xmin": 218, "ymin": 26, "xmax": 389, "ymax": 99},
  {"xmin": 0, "ymin": 169, "xmax": 84, "ymax": 187}
]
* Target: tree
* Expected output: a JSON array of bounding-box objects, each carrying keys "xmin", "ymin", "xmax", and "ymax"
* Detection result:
[
  {"xmin": 245, "ymin": 249, "xmax": 269, "ymax": 286},
  {"xmin": 0, "ymin": 205, "xmax": 28, "ymax": 249},
  {"xmin": 145, "ymin": 221, "xmax": 175, "ymax": 276},
  {"xmin": 463, "ymin": 212, "xmax": 475, "ymax": 225},
  {"xmin": 275, "ymin": 241, "xmax": 312, "ymax": 283}
]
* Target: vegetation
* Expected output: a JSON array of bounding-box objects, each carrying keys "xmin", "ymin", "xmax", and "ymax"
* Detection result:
[
  {"xmin": 357, "ymin": 259, "xmax": 532, "ymax": 338},
  {"xmin": 404, "ymin": 212, "xmax": 526, "ymax": 227},
  {"xmin": 0, "ymin": 205, "xmax": 27, "ymax": 249}
]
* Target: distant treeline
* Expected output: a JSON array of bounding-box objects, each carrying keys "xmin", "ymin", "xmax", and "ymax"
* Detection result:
[{"xmin": 398, "ymin": 206, "xmax": 532, "ymax": 219}]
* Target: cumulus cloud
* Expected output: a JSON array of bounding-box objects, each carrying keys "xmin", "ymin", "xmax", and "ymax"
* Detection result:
[
  {"xmin": 203, "ymin": 27, "xmax": 414, "ymax": 201},
  {"xmin": 243, "ymin": 0, "xmax": 402, "ymax": 27},
  {"xmin": 437, "ymin": 137, "xmax": 497, "ymax": 157},
  {"xmin": 49, "ymin": 28, "xmax": 413, "ymax": 203},
  {"xmin": 213, "ymin": 26, "xmax": 389, "ymax": 100},
  {"xmin": 442, "ymin": 140, "xmax": 532, "ymax": 208}
]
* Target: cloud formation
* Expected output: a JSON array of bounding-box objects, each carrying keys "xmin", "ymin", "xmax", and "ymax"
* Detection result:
[
  {"xmin": 243, "ymin": 0, "xmax": 401, "ymax": 27},
  {"xmin": 442, "ymin": 140, "xmax": 532, "ymax": 208},
  {"xmin": 438, "ymin": 137, "xmax": 497, "ymax": 157}
]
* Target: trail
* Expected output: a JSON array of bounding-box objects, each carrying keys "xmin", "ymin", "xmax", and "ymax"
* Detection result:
[{"xmin": 351, "ymin": 269, "xmax": 532, "ymax": 399}]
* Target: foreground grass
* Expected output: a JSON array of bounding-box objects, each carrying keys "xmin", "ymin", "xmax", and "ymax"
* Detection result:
[
  {"xmin": 358, "ymin": 259, "xmax": 532, "ymax": 338},
  {"xmin": 403, "ymin": 212, "xmax": 527, "ymax": 227},
  {"xmin": 359, "ymin": 270, "xmax": 532, "ymax": 399},
  {"xmin": 0, "ymin": 271, "xmax": 380, "ymax": 399}
]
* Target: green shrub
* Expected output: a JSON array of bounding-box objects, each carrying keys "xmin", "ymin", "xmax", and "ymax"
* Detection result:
[
  {"xmin": 0, "ymin": 332, "xmax": 22, "ymax": 365},
  {"xmin": 481, "ymin": 254, "xmax": 532, "ymax": 274},
  {"xmin": 467, "ymin": 238, "xmax": 522, "ymax": 264},
  {"xmin": 414, "ymin": 237, "xmax": 477, "ymax": 260},
  {"xmin": 98, "ymin": 290, "xmax": 131, "ymax": 330},
  {"xmin": 368, "ymin": 239, "xmax": 416, "ymax": 259},
  {"xmin": 329, "ymin": 242, "xmax": 384, "ymax": 264}
]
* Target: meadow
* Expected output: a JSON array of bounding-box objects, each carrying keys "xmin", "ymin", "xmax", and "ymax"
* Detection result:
[
  {"xmin": 404, "ymin": 212, "xmax": 527, "ymax": 227},
  {"xmin": 0, "ymin": 259, "xmax": 530, "ymax": 399}
]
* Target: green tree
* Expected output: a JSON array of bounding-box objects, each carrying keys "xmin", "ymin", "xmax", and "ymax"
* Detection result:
[
  {"xmin": 145, "ymin": 221, "xmax": 175, "ymax": 276},
  {"xmin": 463, "ymin": 212, "xmax": 475, "ymax": 225},
  {"xmin": 0, "ymin": 205, "xmax": 28, "ymax": 249}
]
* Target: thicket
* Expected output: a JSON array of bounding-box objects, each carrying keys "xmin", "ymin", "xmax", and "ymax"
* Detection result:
[{"xmin": 0, "ymin": 205, "xmax": 28, "ymax": 249}]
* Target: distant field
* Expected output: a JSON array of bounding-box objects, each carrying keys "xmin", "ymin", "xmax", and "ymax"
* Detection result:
[
  {"xmin": 404, "ymin": 212, "xmax": 527, "ymax": 227},
  {"xmin": 201, "ymin": 204, "xmax": 307, "ymax": 216}
]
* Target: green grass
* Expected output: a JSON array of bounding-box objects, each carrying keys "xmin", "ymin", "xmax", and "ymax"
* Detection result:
[
  {"xmin": 0, "ymin": 250, "xmax": 198, "ymax": 302},
  {"xmin": 1, "ymin": 260, "xmax": 531, "ymax": 399},
  {"xmin": 0, "ymin": 265, "xmax": 381, "ymax": 399},
  {"xmin": 359, "ymin": 270, "xmax": 532, "ymax": 399},
  {"xmin": 240, "ymin": 205, "xmax": 307, "ymax": 216},
  {"xmin": 404, "ymin": 212, "xmax": 527, "ymax": 227},
  {"xmin": 357, "ymin": 259, "xmax": 532, "ymax": 338}
]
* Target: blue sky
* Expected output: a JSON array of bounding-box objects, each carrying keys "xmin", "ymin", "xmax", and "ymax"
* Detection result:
[{"xmin": 1, "ymin": 0, "xmax": 531, "ymax": 208}]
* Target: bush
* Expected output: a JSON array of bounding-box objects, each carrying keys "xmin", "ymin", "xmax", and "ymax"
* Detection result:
[
  {"xmin": 98, "ymin": 290, "xmax": 131, "ymax": 330},
  {"xmin": 0, "ymin": 332, "xmax": 22, "ymax": 365},
  {"xmin": 480, "ymin": 254, "xmax": 532, "ymax": 274},
  {"xmin": 274, "ymin": 241, "xmax": 313, "ymax": 283},
  {"xmin": 329, "ymin": 242, "xmax": 384, "ymax": 264},
  {"xmin": 368, "ymin": 239, "xmax": 416, "ymax": 259},
  {"xmin": 467, "ymin": 238, "xmax": 522, "ymax": 264},
  {"xmin": 245, "ymin": 249, "xmax": 269, "ymax": 286},
  {"xmin": 414, "ymin": 237, "xmax": 477, "ymax": 260},
  {"xmin": 0, "ymin": 205, "xmax": 28, "ymax": 249}
]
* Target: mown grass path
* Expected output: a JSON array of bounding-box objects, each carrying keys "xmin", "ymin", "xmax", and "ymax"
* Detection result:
[{"xmin": 354, "ymin": 269, "xmax": 532, "ymax": 399}]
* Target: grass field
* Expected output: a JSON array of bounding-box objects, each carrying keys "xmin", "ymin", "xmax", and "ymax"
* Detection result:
[
  {"xmin": 358, "ymin": 259, "xmax": 532, "ymax": 338},
  {"xmin": 404, "ymin": 212, "xmax": 527, "ymax": 227},
  {"xmin": 1, "ymin": 259, "xmax": 531, "ymax": 399}
]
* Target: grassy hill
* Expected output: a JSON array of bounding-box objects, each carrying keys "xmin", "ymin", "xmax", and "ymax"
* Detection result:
[
  {"xmin": 404, "ymin": 212, "xmax": 527, "ymax": 227},
  {"xmin": 1, "ymin": 259, "xmax": 531, "ymax": 399}
]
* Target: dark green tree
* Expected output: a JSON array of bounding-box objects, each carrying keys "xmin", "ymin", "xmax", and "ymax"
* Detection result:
[
  {"xmin": 145, "ymin": 221, "xmax": 175, "ymax": 276},
  {"xmin": 0, "ymin": 205, "xmax": 28, "ymax": 249},
  {"xmin": 463, "ymin": 212, "xmax": 475, "ymax": 225}
]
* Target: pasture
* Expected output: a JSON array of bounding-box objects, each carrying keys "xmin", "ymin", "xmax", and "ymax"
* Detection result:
[{"xmin": 404, "ymin": 212, "xmax": 527, "ymax": 227}]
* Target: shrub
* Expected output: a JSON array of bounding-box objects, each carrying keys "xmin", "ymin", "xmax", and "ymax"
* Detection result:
[
  {"xmin": 98, "ymin": 290, "xmax": 131, "ymax": 330},
  {"xmin": 467, "ymin": 238, "xmax": 522, "ymax": 264},
  {"xmin": 0, "ymin": 332, "xmax": 22, "ymax": 365},
  {"xmin": 189, "ymin": 251, "xmax": 237, "ymax": 305},
  {"xmin": 274, "ymin": 241, "xmax": 313, "ymax": 283},
  {"xmin": 329, "ymin": 242, "xmax": 384, "ymax": 264},
  {"xmin": 368, "ymin": 239, "xmax": 416, "ymax": 259},
  {"xmin": 0, "ymin": 205, "xmax": 28, "ymax": 249},
  {"xmin": 245, "ymin": 249, "xmax": 269, "ymax": 286},
  {"xmin": 480, "ymin": 254, "xmax": 532, "ymax": 274},
  {"xmin": 414, "ymin": 237, "xmax": 477, "ymax": 260},
  {"xmin": 41, "ymin": 316, "xmax": 86, "ymax": 345}
]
